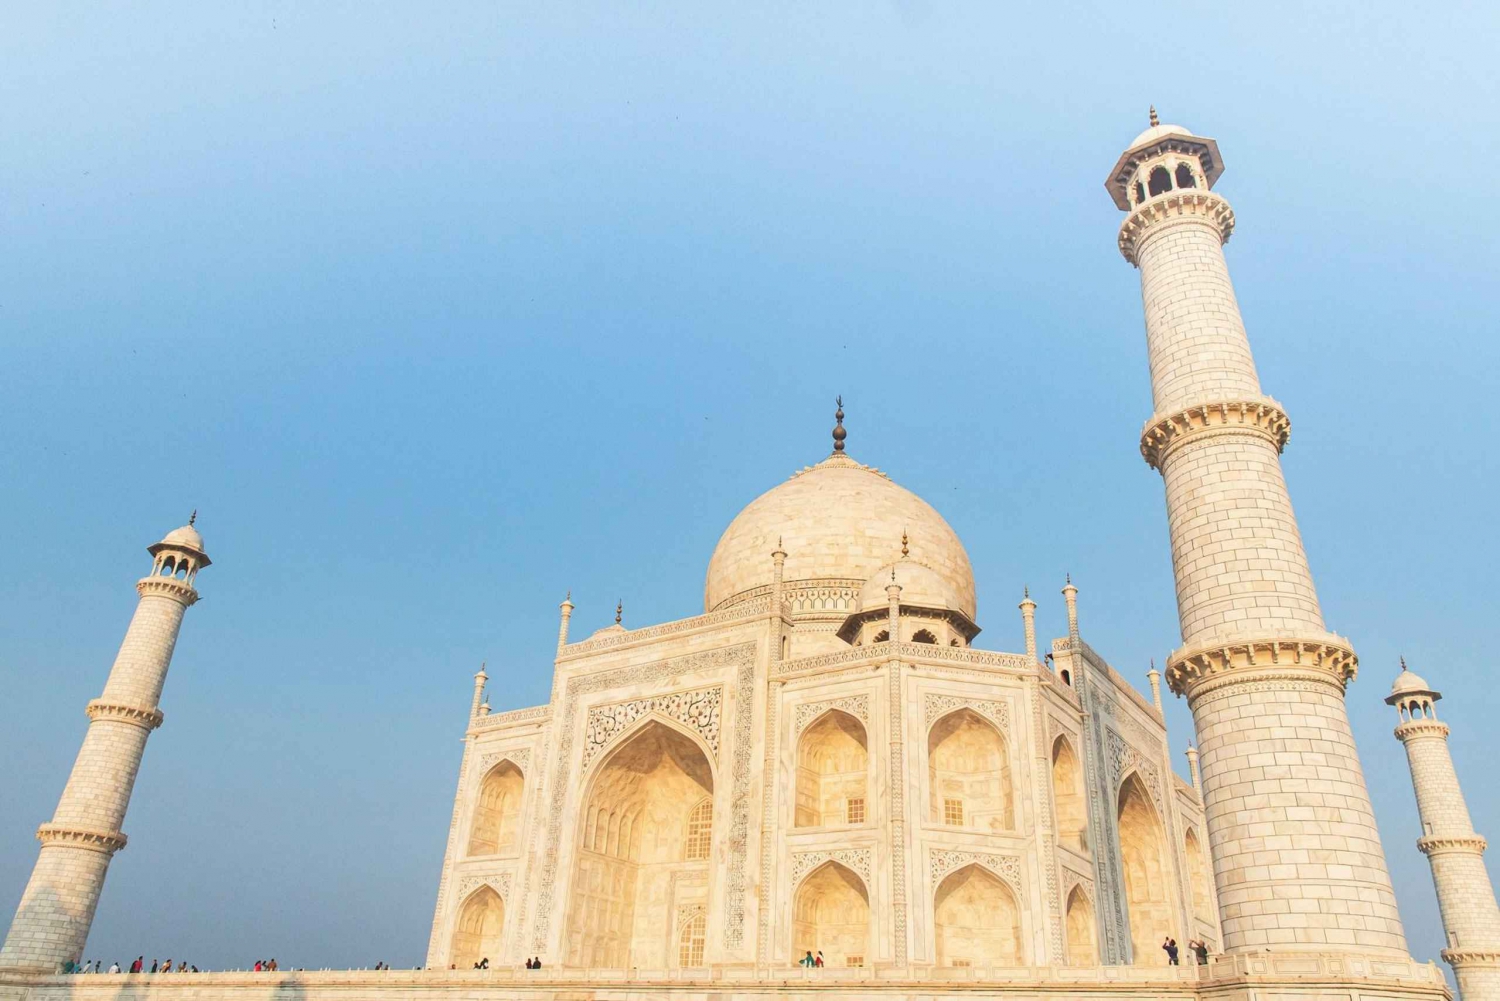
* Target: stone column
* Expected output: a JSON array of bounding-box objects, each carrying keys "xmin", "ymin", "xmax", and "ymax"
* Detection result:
[
  {"xmin": 1110, "ymin": 119, "xmax": 1406, "ymax": 956},
  {"xmin": 0, "ymin": 522, "xmax": 209, "ymax": 972},
  {"xmin": 1019, "ymin": 587, "xmax": 1038, "ymax": 663},
  {"xmin": 1184, "ymin": 744, "xmax": 1201, "ymax": 798},
  {"xmin": 1387, "ymin": 665, "xmax": 1500, "ymax": 1000}
]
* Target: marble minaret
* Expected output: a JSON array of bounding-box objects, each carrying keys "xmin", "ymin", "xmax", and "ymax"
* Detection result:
[
  {"xmin": 0, "ymin": 519, "xmax": 209, "ymax": 972},
  {"xmin": 1107, "ymin": 111, "xmax": 1407, "ymax": 956},
  {"xmin": 1388, "ymin": 660, "xmax": 1500, "ymax": 1000}
]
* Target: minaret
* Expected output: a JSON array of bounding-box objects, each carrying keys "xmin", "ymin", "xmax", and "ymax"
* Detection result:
[
  {"xmin": 0, "ymin": 519, "xmax": 210, "ymax": 972},
  {"xmin": 1108, "ymin": 113, "xmax": 1407, "ymax": 955},
  {"xmin": 1387, "ymin": 660, "xmax": 1500, "ymax": 999}
]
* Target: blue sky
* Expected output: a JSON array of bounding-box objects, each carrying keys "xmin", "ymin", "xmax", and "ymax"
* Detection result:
[{"xmin": 2, "ymin": 0, "xmax": 1497, "ymax": 978}]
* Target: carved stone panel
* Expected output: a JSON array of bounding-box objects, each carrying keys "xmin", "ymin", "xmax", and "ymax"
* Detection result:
[
  {"xmin": 928, "ymin": 849, "xmax": 1023, "ymax": 896},
  {"xmin": 923, "ymin": 693, "xmax": 1010, "ymax": 734},
  {"xmin": 793, "ymin": 694, "xmax": 869, "ymax": 734},
  {"xmin": 790, "ymin": 848, "xmax": 873, "ymax": 887},
  {"xmin": 581, "ymin": 686, "xmax": 722, "ymax": 770}
]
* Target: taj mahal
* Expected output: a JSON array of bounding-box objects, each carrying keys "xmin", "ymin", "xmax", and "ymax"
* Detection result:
[{"xmin": 3, "ymin": 113, "xmax": 1499, "ymax": 1001}]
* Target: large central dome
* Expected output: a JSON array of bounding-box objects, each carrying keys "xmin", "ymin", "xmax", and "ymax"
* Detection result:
[{"xmin": 704, "ymin": 451, "xmax": 975, "ymax": 617}]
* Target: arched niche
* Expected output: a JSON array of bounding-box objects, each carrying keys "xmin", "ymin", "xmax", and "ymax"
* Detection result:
[
  {"xmin": 795, "ymin": 710, "xmax": 868, "ymax": 828},
  {"xmin": 791, "ymin": 861, "xmax": 870, "ymax": 968},
  {"xmin": 451, "ymin": 886, "xmax": 505, "ymax": 970},
  {"xmin": 932, "ymin": 864, "xmax": 1022, "ymax": 967},
  {"xmin": 1064, "ymin": 885, "xmax": 1097, "ymax": 965},
  {"xmin": 1184, "ymin": 826, "xmax": 1211, "ymax": 919},
  {"xmin": 467, "ymin": 760, "xmax": 525, "ymax": 857},
  {"xmin": 564, "ymin": 719, "xmax": 715, "ymax": 968},
  {"xmin": 927, "ymin": 709, "xmax": 1012, "ymax": 831},
  {"xmin": 1051, "ymin": 735, "xmax": 1088, "ymax": 851},
  {"xmin": 1117, "ymin": 772, "xmax": 1172, "ymax": 964}
]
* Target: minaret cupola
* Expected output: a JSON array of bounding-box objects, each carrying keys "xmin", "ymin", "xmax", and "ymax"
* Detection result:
[
  {"xmin": 1105, "ymin": 107, "xmax": 1225, "ymax": 210},
  {"xmin": 146, "ymin": 512, "xmax": 211, "ymax": 585}
]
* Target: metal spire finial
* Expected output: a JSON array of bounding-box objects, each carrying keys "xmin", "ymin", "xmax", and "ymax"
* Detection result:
[
  {"xmin": 901, "ymin": 529, "xmax": 909, "ymax": 558},
  {"xmin": 188, "ymin": 509, "xmax": 197, "ymax": 526},
  {"xmin": 1400, "ymin": 655, "xmax": 1408, "ymax": 673},
  {"xmin": 1024, "ymin": 585, "xmax": 1030, "ymax": 599},
  {"xmin": 832, "ymin": 396, "xmax": 846, "ymax": 453},
  {"xmin": 615, "ymin": 600, "xmax": 623, "ymax": 625},
  {"xmin": 1065, "ymin": 572, "xmax": 1072, "ymax": 585},
  {"xmin": 1149, "ymin": 105, "xmax": 1159, "ymax": 127}
]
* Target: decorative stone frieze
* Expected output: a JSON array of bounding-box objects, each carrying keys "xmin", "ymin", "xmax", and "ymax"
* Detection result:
[
  {"xmin": 561, "ymin": 599, "xmax": 768, "ymax": 656},
  {"xmin": 455, "ymin": 872, "xmax": 512, "ymax": 902},
  {"xmin": 581, "ymin": 686, "xmax": 722, "ymax": 770},
  {"xmin": 135, "ymin": 576, "xmax": 199, "ymax": 606},
  {"xmin": 789, "ymin": 848, "xmax": 872, "ymax": 887},
  {"xmin": 85, "ymin": 699, "xmax": 164, "ymax": 730},
  {"xmin": 35, "ymin": 824, "xmax": 127, "ymax": 854},
  {"xmin": 1166, "ymin": 637, "xmax": 1358, "ymax": 698},
  {"xmin": 1395, "ymin": 719, "xmax": 1450, "ymax": 740},
  {"xmin": 471, "ymin": 706, "xmax": 550, "ymax": 732},
  {"xmin": 922, "ymin": 693, "xmax": 1009, "ymax": 733},
  {"xmin": 1117, "ymin": 191, "xmax": 1235, "ymax": 264},
  {"xmin": 1139, "ymin": 398, "xmax": 1290, "ymax": 470},
  {"xmin": 793, "ymin": 695, "xmax": 868, "ymax": 734},
  {"xmin": 476, "ymin": 748, "xmax": 530, "ymax": 776},
  {"xmin": 928, "ymin": 849, "xmax": 1022, "ymax": 896}
]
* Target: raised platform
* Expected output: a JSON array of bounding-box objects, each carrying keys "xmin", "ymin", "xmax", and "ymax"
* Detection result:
[{"xmin": 0, "ymin": 953, "xmax": 1451, "ymax": 1001}]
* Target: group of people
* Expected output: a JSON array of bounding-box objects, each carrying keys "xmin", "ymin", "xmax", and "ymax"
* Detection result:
[
  {"xmin": 64, "ymin": 958, "xmax": 203, "ymax": 974},
  {"xmin": 453, "ymin": 958, "xmax": 544, "ymax": 970},
  {"xmin": 252, "ymin": 959, "xmax": 280, "ymax": 971},
  {"xmin": 1161, "ymin": 937, "xmax": 1211, "ymax": 966},
  {"xmin": 797, "ymin": 950, "xmax": 827, "ymax": 967}
]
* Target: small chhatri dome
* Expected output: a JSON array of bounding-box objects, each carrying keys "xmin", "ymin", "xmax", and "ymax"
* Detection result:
[
  {"xmin": 1389, "ymin": 656, "xmax": 1435, "ymax": 698},
  {"xmin": 856, "ymin": 559, "xmax": 960, "ymax": 614},
  {"xmin": 149, "ymin": 515, "xmax": 211, "ymax": 566},
  {"xmin": 705, "ymin": 408, "xmax": 975, "ymax": 618}
]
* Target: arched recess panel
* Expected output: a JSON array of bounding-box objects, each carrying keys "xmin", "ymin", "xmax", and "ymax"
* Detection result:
[
  {"xmin": 467, "ymin": 761, "xmax": 525, "ymax": 856},
  {"xmin": 932, "ymin": 864, "xmax": 1022, "ymax": 967},
  {"xmin": 1064, "ymin": 885, "xmax": 1097, "ymax": 965},
  {"xmin": 927, "ymin": 709, "xmax": 1012, "ymax": 831},
  {"xmin": 563, "ymin": 719, "xmax": 714, "ymax": 968},
  {"xmin": 1117, "ymin": 772, "xmax": 1173, "ymax": 964},
  {"xmin": 1051, "ymin": 736, "xmax": 1088, "ymax": 851},
  {"xmin": 791, "ymin": 861, "xmax": 870, "ymax": 968},
  {"xmin": 451, "ymin": 887, "xmax": 505, "ymax": 969},
  {"xmin": 795, "ymin": 710, "xmax": 868, "ymax": 828},
  {"xmin": 1184, "ymin": 827, "xmax": 1212, "ymax": 922}
]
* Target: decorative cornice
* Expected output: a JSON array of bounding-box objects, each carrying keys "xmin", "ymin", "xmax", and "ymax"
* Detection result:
[
  {"xmin": 471, "ymin": 705, "xmax": 551, "ymax": 733},
  {"xmin": 1418, "ymin": 834, "xmax": 1488, "ymax": 856},
  {"xmin": 1118, "ymin": 190, "xmax": 1235, "ymax": 264},
  {"xmin": 35, "ymin": 823, "xmax": 127, "ymax": 854},
  {"xmin": 777, "ymin": 642, "xmax": 1033, "ymax": 679},
  {"xmin": 85, "ymin": 699, "xmax": 163, "ymax": 730},
  {"xmin": 1443, "ymin": 947, "xmax": 1500, "ymax": 966},
  {"xmin": 135, "ymin": 577, "xmax": 198, "ymax": 606},
  {"xmin": 1395, "ymin": 719, "xmax": 1450, "ymax": 741},
  {"xmin": 713, "ymin": 578, "xmax": 864, "ymax": 615},
  {"xmin": 1168, "ymin": 636, "xmax": 1357, "ymax": 699},
  {"xmin": 1140, "ymin": 398, "xmax": 1290, "ymax": 470},
  {"xmin": 561, "ymin": 598, "xmax": 768, "ymax": 657}
]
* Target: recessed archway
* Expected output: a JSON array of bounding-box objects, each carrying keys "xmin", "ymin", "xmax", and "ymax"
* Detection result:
[
  {"xmin": 795, "ymin": 710, "xmax": 868, "ymax": 828},
  {"xmin": 1117, "ymin": 772, "xmax": 1172, "ymax": 964},
  {"xmin": 791, "ymin": 861, "xmax": 870, "ymax": 968},
  {"xmin": 564, "ymin": 719, "xmax": 715, "ymax": 968},
  {"xmin": 1064, "ymin": 885, "xmax": 1097, "ymax": 965},
  {"xmin": 467, "ymin": 760, "xmax": 525, "ymax": 856},
  {"xmin": 450, "ymin": 886, "xmax": 504, "ymax": 970},
  {"xmin": 927, "ymin": 709, "xmax": 1012, "ymax": 831},
  {"xmin": 1184, "ymin": 826, "xmax": 1211, "ymax": 920},
  {"xmin": 1051, "ymin": 735, "xmax": 1087, "ymax": 851},
  {"xmin": 933, "ymin": 864, "xmax": 1022, "ymax": 967}
]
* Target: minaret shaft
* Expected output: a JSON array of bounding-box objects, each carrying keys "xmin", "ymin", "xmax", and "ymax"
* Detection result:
[
  {"xmin": 0, "ymin": 536, "xmax": 203, "ymax": 973},
  {"xmin": 1114, "ymin": 126, "xmax": 1407, "ymax": 957}
]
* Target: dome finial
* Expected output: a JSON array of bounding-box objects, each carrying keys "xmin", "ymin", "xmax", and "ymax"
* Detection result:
[
  {"xmin": 1399, "ymin": 655, "xmax": 1408, "ymax": 673},
  {"xmin": 1149, "ymin": 105, "xmax": 1159, "ymax": 127},
  {"xmin": 832, "ymin": 396, "xmax": 846, "ymax": 452},
  {"xmin": 615, "ymin": 600, "xmax": 623, "ymax": 625},
  {"xmin": 188, "ymin": 509, "xmax": 197, "ymax": 526},
  {"xmin": 901, "ymin": 529, "xmax": 909, "ymax": 558}
]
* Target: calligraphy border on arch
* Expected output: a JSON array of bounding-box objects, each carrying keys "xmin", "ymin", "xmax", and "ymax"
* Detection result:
[
  {"xmin": 532, "ymin": 642, "xmax": 756, "ymax": 953},
  {"xmin": 580, "ymin": 686, "xmax": 723, "ymax": 771}
]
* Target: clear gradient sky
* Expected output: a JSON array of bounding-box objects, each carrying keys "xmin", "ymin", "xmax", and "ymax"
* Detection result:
[{"xmin": 2, "ymin": 0, "xmax": 1497, "ymax": 979}]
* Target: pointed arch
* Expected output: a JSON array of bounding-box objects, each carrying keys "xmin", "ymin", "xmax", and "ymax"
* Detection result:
[
  {"xmin": 927, "ymin": 708, "xmax": 1012, "ymax": 831},
  {"xmin": 1064, "ymin": 884, "xmax": 1097, "ymax": 965},
  {"xmin": 1117, "ymin": 771, "xmax": 1172, "ymax": 964},
  {"xmin": 467, "ymin": 760, "xmax": 525, "ymax": 857},
  {"xmin": 564, "ymin": 719, "xmax": 714, "ymax": 968},
  {"xmin": 1051, "ymin": 734, "xmax": 1088, "ymax": 851},
  {"xmin": 933, "ymin": 863, "xmax": 1022, "ymax": 967},
  {"xmin": 677, "ymin": 909, "xmax": 706, "ymax": 967},
  {"xmin": 1184, "ymin": 826, "xmax": 1211, "ymax": 918},
  {"xmin": 450, "ymin": 886, "xmax": 504, "ymax": 970},
  {"xmin": 791, "ymin": 861, "xmax": 870, "ymax": 968},
  {"xmin": 1148, "ymin": 165, "xmax": 1172, "ymax": 196},
  {"xmin": 795, "ymin": 709, "xmax": 868, "ymax": 828}
]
